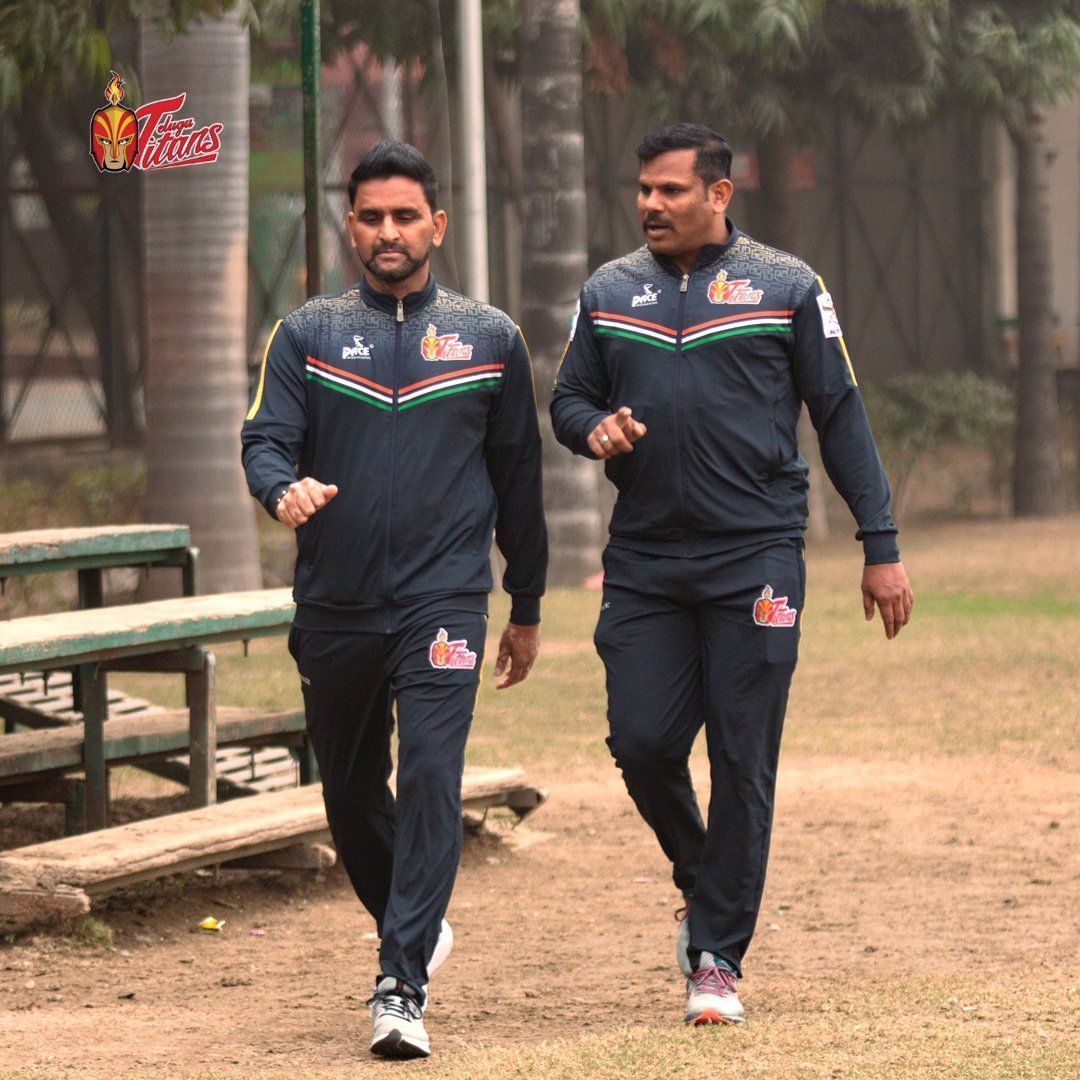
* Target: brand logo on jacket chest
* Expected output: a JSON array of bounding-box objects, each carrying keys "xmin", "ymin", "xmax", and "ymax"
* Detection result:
[
  {"xmin": 421, "ymin": 323, "xmax": 474, "ymax": 362},
  {"xmin": 632, "ymin": 283, "xmax": 660, "ymax": 307},
  {"xmin": 341, "ymin": 335, "xmax": 372, "ymax": 360},
  {"xmin": 707, "ymin": 269, "xmax": 763, "ymax": 305}
]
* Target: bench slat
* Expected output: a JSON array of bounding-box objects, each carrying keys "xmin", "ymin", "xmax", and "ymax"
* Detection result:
[
  {"xmin": 0, "ymin": 588, "xmax": 294, "ymax": 672},
  {"xmin": 0, "ymin": 525, "xmax": 191, "ymax": 568},
  {"xmin": 0, "ymin": 767, "xmax": 529, "ymax": 899},
  {"xmin": 0, "ymin": 707, "xmax": 305, "ymax": 782}
]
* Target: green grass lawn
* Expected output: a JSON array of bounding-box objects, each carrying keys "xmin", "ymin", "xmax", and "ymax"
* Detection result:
[{"xmin": 113, "ymin": 514, "xmax": 1080, "ymax": 774}]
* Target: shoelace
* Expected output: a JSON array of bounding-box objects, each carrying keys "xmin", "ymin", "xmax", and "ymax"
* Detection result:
[
  {"xmin": 369, "ymin": 991, "xmax": 423, "ymax": 1022},
  {"xmin": 689, "ymin": 964, "xmax": 738, "ymax": 998},
  {"xmin": 674, "ymin": 904, "xmax": 689, "ymax": 923}
]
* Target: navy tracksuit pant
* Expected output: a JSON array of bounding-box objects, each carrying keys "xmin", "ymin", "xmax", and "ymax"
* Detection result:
[
  {"xmin": 595, "ymin": 539, "xmax": 804, "ymax": 977},
  {"xmin": 289, "ymin": 605, "xmax": 486, "ymax": 1002}
]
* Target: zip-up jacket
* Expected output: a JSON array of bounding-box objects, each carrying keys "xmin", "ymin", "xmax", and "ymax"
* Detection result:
[
  {"xmin": 551, "ymin": 224, "xmax": 899, "ymax": 564},
  {"xmin": 242, "ymin": 274, "xmax": 547, "ymax": 627}
]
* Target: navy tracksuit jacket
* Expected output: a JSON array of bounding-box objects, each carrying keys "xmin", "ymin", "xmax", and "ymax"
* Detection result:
[
  {"xmin": 242, "ymin": 273, "xmax": 547, "ymax": 999},
  {"xmin": 551, "ymin": 223, "xmax": 901, "ymax": 975}
]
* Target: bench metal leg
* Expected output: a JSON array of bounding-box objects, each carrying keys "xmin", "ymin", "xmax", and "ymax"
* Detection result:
[
  {"xmin": 186, "ymin": 648, "xmax": 217, "ymax": 808},
  {"xmin": 181, "ymin": 546, "xmax": 201, "ymax": 597},
  {"xmin": 81, "ymin": 663, "xmax": 110, "ymax": 831},
  {"xmin": 297, "ymin": 738, "xmax": 320, "ymax": 785}
]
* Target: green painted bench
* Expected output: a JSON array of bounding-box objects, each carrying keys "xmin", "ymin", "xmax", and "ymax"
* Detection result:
[
  {"xmin": 0, "ymin": 589, "xmax": 296, "ymax": 831},
  {"xmin": 0, "ymin": 524, "xmax": 199, "ymax": 602}
]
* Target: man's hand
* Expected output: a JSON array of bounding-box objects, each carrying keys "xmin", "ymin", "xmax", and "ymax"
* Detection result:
[
  {"xmin": 276, "ymin": 477, "xmax": 339, "ymax": 529},
  {"xmin": 588, "ymin": 406, "xmax": 647, "ymax": 459},
  {"xmin": 493, "ymin": 622, "xmax": 540, "ymax": 690},
  {"xmin": 862, "ymin": 562, "xmax": 914, "ymax": 640}
]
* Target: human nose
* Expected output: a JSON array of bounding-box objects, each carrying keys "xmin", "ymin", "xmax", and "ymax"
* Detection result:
[
  {"xmin": 641, "ymin": 189, "xmax": 664, "ymax": 213},
  {"xmin": 378, "ymin": 214, "xmax": 400, "ymax": 242}
]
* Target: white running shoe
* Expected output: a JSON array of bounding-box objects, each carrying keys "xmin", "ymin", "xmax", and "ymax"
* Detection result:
[
  {"xmin": 675, "ymin": 903, "xmax": 693, "ymax": 977},
  {"xmin": 684, "ymin": 952, "xmax": 745, "ymax": 1025},
  {"xmin": 370, "ymin": 977, "xmax": 430, "ymax": 1059}
]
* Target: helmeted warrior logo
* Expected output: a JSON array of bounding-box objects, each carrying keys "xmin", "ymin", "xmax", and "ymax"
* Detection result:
[
  {"xmin": 707, "ymin": 269, "xmax": 763, "ymax": 305},
  {"xmin": 90, "ymin": 73, "xmax": 139, "ymax": 172},
  {"xmin": 753, "ymin": 585, "xmax": 798, "ymax": 627},
  {"xmin": 428, "ymin": 628, "xmax": 478, "ymax": 669},
  {"xmin": 421, "ymin": 323, "xmax": 474, "ymax": 362}
]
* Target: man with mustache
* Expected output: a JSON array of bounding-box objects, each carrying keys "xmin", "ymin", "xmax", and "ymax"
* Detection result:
[
  {"xmin": 242, "ymin": 140, "xmax": 547, "ymax": 1059},
  {"xmin": 551, "ymin": 123, "xmax": 912, "ymax": 1025}
]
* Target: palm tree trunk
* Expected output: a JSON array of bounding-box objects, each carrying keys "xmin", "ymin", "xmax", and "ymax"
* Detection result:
[
  {"xmin": 140, "ymin": 7, "xmax": 262, "ymax": 591},
  {"xmin": 519, "ymin": 0, "xmax": 602, "ymax": 584},
  {"xmin": 757, "ymin": 127, "xmax": 829, "ymax": 542},
  {"xmin": 1009, "ymin": 107, "xmax": 1063, "ymax": 517}
]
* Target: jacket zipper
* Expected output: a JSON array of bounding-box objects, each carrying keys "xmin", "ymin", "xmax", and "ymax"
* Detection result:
[
  {"xmin": 383, "ymin": 298, "xmax": 404, "ymax": 602},
  {"xmin": 673, "ymin": 272, "xmax": 690, "ymax": 525}
]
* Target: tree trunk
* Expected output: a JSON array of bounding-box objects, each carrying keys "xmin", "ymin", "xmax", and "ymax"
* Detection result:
[
  {"xmin": 1009, "ymin": 108, "xmax": 1063, "ymax": 517},
  {"xmin": 519, "ymin": 0, "xmax": 602, "ymax": 584},
  {"xmin": 140, "ymin": 7, "xmax": 262, "ymax": 591},
  {"xmin": 11, "ymin": 98, "xmax": 140, "ymax": 446},
  {"xmin": 757, "ymin": 127, "xmax": 829, "ymax": 543}
]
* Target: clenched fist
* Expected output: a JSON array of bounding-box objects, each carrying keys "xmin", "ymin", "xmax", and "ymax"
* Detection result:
[{"xmin": 276, "ymin": 477, "xmax": 339, "ymax": 528}]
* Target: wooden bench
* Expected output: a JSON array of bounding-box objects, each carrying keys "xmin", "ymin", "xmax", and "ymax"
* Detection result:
[
  {"xmin": 0, "ymin": 767, "xmax": 547, "ymax": 932},
  {"xmin": 0, "ymin": 523, "xmax": 198, "ymax": 606},
  {"xmin": 0, "ymin": 589, "xmax": 295, "ymax": 830}
]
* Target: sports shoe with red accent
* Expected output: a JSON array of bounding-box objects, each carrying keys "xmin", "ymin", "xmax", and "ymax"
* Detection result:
[
  {"xmin": 684, "ymin": 952, "xmax": 745, "ymax": 1025},
  {"xmin": 370, "ymin": 977, "xmax": 429, "ymax": 1058}
]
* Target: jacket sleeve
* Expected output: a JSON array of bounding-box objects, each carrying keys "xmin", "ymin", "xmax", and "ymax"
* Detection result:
[
  {"xmin": 792, "ymin": 278, "xmax": 900, "ymax": 564},
  {"xmin": 484, "ymin": 326, "xmax": 548, "ymax": 625},
  {"xmin": 241, "ymin": 318, "xmax": 308, "ymax": 519},
  {"xmin": 549, "ymin": 293, "xmax": 611, "ymax": 457}
]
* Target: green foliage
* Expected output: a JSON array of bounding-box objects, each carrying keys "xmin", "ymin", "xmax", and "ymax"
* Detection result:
[
  {"xmin": 863, "ymin": 371, "xmax": 1014, "ymax": 515},
  {"xmin": 69, "ymin": 914, "xmax": 115, "ymax": 949},
  {"xmin": 0, "ymin": 0, "xmax": 281, "ymax": 111},
  {"xmin": 57, "ymin": 463, "xmax": 146, "ymax": 527},
  {"xmin": 948, "ymin": 1, "xmax": 1080, "ymax": 127}
]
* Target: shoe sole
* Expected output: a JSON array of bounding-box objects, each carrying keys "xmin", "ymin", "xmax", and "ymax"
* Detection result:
[
  {"xmin": 371, "ymin": 1030, "xmax": 431, "ymax": 1059},
  {"xmin": 684, "ymin": 1008, "xmax": 745, "ymax": 1026}
]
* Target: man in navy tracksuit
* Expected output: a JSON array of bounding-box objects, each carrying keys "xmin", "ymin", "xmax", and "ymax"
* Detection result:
[
  {"xmin": 242, "ymin": 141, "xmax": 547, "ymax": 1059},
  {"xmin": 551, "ymin": 124, "xmax": 913, "ymax": 1025}
]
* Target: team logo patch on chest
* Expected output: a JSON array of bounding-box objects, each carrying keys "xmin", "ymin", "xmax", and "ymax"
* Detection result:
[
  {"xmin": 341, "ymin": 335, "xmax": 372, "ymax": 360},
  {"xmin": 428, "ymin": 628, "xmax": 478, "ymax": 669},
  {"xmin": 422, "ymin": 323, "xmax": 474, "ymax": 362},
  {"xmin": 753, "ymin": 586, "xmax": 798, "ymax": 628},
  {"xmin": 707, "ymin": 269, "xmax": 763, "ymax": 305}
]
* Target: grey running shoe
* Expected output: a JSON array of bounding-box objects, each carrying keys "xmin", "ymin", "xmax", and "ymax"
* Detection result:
[
  {"xmin": 684, "ymin": 952, "xmax": 745, "ymax": 1025},
  {"xmin": 369, "ymin": 977, "xmax": 429, "ymax": 1059}
]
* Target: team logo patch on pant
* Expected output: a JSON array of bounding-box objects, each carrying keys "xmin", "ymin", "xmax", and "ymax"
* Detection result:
[
  {"xmin": 753, "ymin": 586, "xmax": 797, "ymax": 627},
  {"xmin": 428, "ymin": 628, "xmax": 478, "ymax": 669}
]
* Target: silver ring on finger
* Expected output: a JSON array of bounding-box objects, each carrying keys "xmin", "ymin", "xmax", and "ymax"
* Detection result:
[{"xmin": 599, "ymin": 433, "xmax": 610, "ymax": 444}]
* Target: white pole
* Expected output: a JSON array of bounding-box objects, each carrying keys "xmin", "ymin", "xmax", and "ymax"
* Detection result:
[{"xmin": 458, "ymin": 0, "xmax": 489, "ymax": 301}]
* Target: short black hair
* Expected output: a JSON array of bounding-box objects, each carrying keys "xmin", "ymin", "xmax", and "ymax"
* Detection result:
[
  {"xmin": 348, "ymin": 139, "xmax": 438, "ymax": 210},
  {"xmin": 636, "ymin": 123, "xmax": 732, "ymax": 187}
]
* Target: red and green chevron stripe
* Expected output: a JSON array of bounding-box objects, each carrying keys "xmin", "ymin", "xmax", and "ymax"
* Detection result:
[
  {"xmin": 591, "ymin": 309, "xmax": 794, "ymax": 352},
  {"xmin": 398, "ymin": 364, "xmax": 504, "ymax": 411},
  {"xmin": 305, "ymin": 357, "xmax": 394, "ymax": 411},
  {"xmin": 682, "ymin": 310, "xmax": 794, "ymax": 350},
  {"xmin": 304, "ymin": 357, "xmax": 504, "ymax": 412}
]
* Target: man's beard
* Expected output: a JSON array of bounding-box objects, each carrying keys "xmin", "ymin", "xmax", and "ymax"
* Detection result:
[{"xmin": 361, "ymin": 244, "xmax": 429, "ymax": 284}]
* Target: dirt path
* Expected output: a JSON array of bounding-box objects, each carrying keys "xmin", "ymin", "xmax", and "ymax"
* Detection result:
[{"xmin": 1, "ymin": 754, "xmax": 1077, "ymax": 1076}]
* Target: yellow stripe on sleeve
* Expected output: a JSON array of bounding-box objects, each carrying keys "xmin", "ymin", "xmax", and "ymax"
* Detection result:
[
  {"xmin": 245, "ymin": 319, "xmax": 283, "ymax": 421},
  {"xmin": 815, "ymin": 275, "xmax": 858, "ymax": 387}
]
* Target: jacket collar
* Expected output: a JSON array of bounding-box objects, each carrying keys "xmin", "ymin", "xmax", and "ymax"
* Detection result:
[
  {"xmin": 649, "ymin": 218, "xmax": 742, "ymax": 278},
  {"xmin": 359, "ymin": 271, "xmax": 437, "ymax": 316}
]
